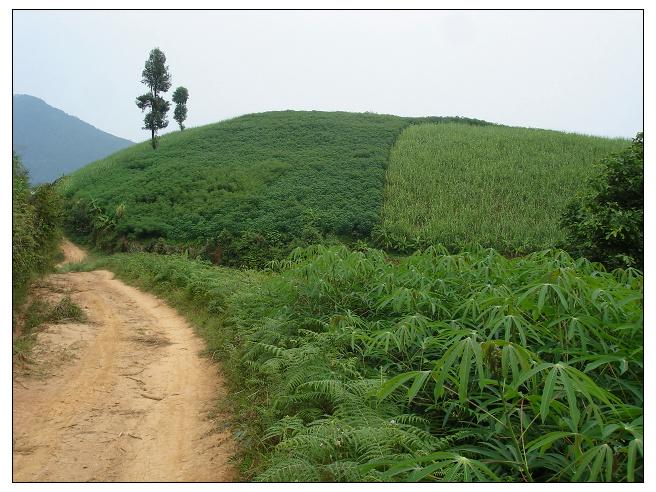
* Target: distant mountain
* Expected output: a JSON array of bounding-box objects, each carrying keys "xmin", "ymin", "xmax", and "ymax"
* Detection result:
[{"xmin": 13, "ymin": 94, "xmax": 134, "ymax": 184}]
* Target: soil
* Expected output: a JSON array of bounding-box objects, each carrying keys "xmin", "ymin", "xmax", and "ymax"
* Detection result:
[{"xmin": 13, "ymin": 241, "xmax": 236, "ymax": 482}]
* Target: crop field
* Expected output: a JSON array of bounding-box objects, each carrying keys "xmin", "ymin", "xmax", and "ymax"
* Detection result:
[
  {"xmin": 61, "ymin": 111, "xmax": 409, "ymax": 264},
  {"xmin": 60, "ymin": 112, "xmax": 494, "ymax": 266},
  {"xmin": 378, "ymin": 123, "xmax": 628, "ymax": 253},
  {"xmin": 90, "ymin": 245, "xmax": 643, "ymax": 482},
  {"xmin": 12, "ymin": 9, "xmax": 643, "ymax": 484}
]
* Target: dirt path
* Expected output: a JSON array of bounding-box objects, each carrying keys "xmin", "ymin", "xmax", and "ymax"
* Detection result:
[
  {"xmin": 13, "ymin": 241, "xmax": 236, "ymax": 482},
  {"xmin": 57, "ymin": 238, "xmax": 88, "ymax": 266}
]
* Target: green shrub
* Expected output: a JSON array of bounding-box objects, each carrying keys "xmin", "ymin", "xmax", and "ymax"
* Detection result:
[
  {"xmin": 12, "ymin": 153, "xmax": 64, "ymax": 311},
  {"xmin": 561, "ymin": 132, "xmax": 643, "ymax": 269}
]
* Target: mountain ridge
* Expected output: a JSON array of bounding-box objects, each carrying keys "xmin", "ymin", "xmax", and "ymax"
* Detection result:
[{"xmin": 13, "ymin": 94, "xmax": 134, "ymax": 184}]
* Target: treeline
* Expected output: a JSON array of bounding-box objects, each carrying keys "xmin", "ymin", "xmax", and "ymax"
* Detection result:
[{"xmin": 12, "ymin": 153, "xmax": 64, "ymax": 313}]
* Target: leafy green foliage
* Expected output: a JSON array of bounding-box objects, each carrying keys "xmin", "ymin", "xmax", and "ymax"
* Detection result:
[
  {"xmin": 137, "ymin": 47, "xmax": 172, "ymax": 149},
  {"xmin": 172, "ymin": 86, "xmax": 189, "ymax": 131},
  {"xmin": 60, "ymin": 111, "xmax": 414, "ymax": 265},
  {"xmin": 229, "ymin": 245, "xmax": 642, "ymax": 482},
  {"xmin": 378, "ymin": 123, "xmax": 629, "ymax": 254},
  {"xmin": 91, "ymin": 245, "xmax": 642, "ymax": 482},
  {"xmin": 12, "ymin": 153, "xmax": 64, "ymax": 311},
  {"xmin": 561, "ymin": 132, "xmax": 643, "ymax": 269}
]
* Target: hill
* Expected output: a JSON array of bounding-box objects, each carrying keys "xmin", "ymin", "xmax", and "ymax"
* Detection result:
[
  {"xmin": 12, "ymin": 94, "xmax": 133, "ymax": 184},
  {"xmin": 378, "ymin": 123, "xmax": 628, "ymax": 253},
  {"xmin": 63, "ymin": 111, "xmax": 479, "ymax": 265},
  {"xmin": 61, "ymin": 110, "xmax": 627, "ymax": 265}
]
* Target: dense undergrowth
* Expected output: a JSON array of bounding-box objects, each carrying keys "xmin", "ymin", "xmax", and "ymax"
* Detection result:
[
  {"xmin": 378, "ymin": 123, "xmax": 628, "ymax": 254},
  {"xmin": 59, "ymin": 112, "xmax": 491, "ymax": 267},
  {"xmin": 562, "ymin": 132, "xmax": 643, "ymax": 270},
  {"xmin": 12, "ymin": 153, "xmax": 64, "ymax": 313},
  {"xmin": 53, "ymin": 110, "xmax": 642, "ymax": 483},
  {"xmin": 77, "ymin": 245, "xmax": 643, "ymax": 482}
]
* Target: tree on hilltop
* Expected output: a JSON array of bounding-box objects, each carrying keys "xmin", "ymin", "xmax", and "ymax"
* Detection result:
[
  {"xmin": 136, "ymin": 48, "xmax": 172, "ymax": 149},
  {"xmin": 172, "ymin": 86, "xmax": 189, "ymax": 131}
]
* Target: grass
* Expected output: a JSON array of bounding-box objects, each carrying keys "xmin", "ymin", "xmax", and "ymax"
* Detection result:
[
  {"xmin": 48, "ymin": 296, "xmax": 86, "ymax": 324},
  {"xmin": 378, "ymin": 123, "xmax": 629, "ymax": 253}
]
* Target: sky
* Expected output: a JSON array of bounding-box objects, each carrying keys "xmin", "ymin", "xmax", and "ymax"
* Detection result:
[{"xmin": 12, "ymin": 10, "xmax": 643, "ymax": 142}]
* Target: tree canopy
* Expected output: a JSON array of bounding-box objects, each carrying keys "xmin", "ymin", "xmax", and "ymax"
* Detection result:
[
  {"xmin": 561, "ymin": 132, "xmax": 643, "ymax": 269},
  {"xmin": 136, "ymin": 48, "xmax": 172, "ymax": 148},
  {"xmin": 172, "ymin": 86, "xmax": 189, "ymax": 131}
]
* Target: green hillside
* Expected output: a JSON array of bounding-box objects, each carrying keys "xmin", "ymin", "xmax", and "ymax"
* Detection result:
[
  {"xmin": 61, "ymin": 111, "xmax": 409, "ymax": 264},
  {"xmin": 61, "ymin": 111, "xmax": 487, "ymax": 265},
  {"xmin": 62, "ymin": 111, "xmax": 628, "ymax": 265},
  {"xmin": 378, "ymin": 123, "xmax": 628, "ymax": 253}
]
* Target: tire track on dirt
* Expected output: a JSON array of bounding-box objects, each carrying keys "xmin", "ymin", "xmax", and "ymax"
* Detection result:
[{"xmin": 13, "ymin": 241, "xmax": 236, "ymax": 482}]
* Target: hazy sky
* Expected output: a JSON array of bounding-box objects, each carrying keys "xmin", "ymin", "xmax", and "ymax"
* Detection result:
[{"xmin": 13, "ymin": 10, "xmax": 642, "ymax": 142}]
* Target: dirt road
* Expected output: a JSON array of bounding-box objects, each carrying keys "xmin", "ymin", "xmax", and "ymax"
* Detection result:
[
  {"xmin": 13, "ymin": 241, "xmax": 236, "ymax": 482},
  {"xmin": 57, "ymin": 239, "xmax": 87, "ymax": 266}
]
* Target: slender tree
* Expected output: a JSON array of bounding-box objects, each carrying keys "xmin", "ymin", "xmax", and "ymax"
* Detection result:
[
  {"xmin": 172, "ymin": 86, "xmax": 189, "ymax": 131},
  {"xmin": 136, "ymin": 48, "xmax": 172, "ymax": 149}
]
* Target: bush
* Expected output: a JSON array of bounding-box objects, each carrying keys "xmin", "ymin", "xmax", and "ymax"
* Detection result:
[
  {"xmin": 561, "ymin": 133, "xmax": 643, "ymax": 269},
  {"xmin": 229, "ymin": 245, "xmax": 643, "ymax": 482},
  {"xmin": 12, "ymin": 153, "xmax": 64, "ymax": 311}
]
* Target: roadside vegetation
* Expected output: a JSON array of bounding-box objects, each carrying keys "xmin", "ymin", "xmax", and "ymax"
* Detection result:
[
  {"xmin": 561, "ymin": 132, "xmax": 643, "ymax": 270},
  {"xmin": 13, "ymin": 296, "xmax": 87, "ymax": 363},
  {"xmin": 12, "ymin": 153, "xmax": 64, "ymax": 313},
  {"xmin": 72, "ymin": 244, "xmax": 642, "ymax": 482},
  {"xmin": 378, "ymin": 123, "xmax": 628, "ymax": 254}
]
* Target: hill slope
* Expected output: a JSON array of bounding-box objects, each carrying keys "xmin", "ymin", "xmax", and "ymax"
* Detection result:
[
  {"xmin": 13, "ymin": 94, "xmax": 133, "ymax": 184},
  {"xmin": 61, "ymin": 110, "xmax": 627, "ymax": 265},
  {"xmin": 379, "ymin": 123, "xmax": 629, "ymax": 253},
  {"xmin": 62, "ymin": 111, "xmax": 418, "ymax": 265}
]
